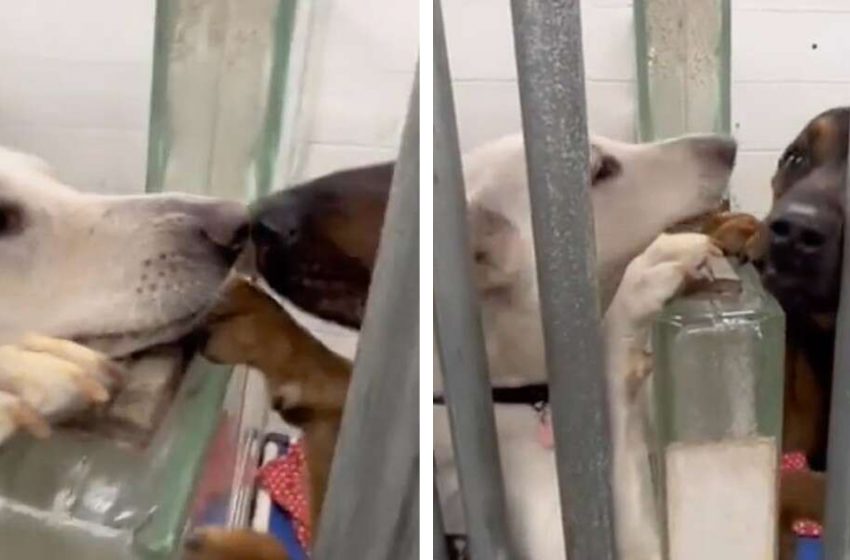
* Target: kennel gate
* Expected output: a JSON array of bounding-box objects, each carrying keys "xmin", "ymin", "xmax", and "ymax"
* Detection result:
[
  {"xmin": 435, "ymin": 0, "xmax": 850, "ymax": 558},
  {"xmin": 434, "ymin": 0, "xmax": 616, "ymax": 558}
]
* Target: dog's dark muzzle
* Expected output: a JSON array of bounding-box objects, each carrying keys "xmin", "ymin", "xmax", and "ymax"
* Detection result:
[{"xmin": 763, "ymin": 192, "xmax": 843, "ymax": 311}]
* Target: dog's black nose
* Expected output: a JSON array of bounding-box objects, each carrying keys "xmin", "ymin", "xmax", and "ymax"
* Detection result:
[
  {"xmin": 250, "ymin": 193, "xmax": 305, "ymax": 251},
  {"xmin": 766, "ymin": 200, "xmax": 841, "ymax": 279}
]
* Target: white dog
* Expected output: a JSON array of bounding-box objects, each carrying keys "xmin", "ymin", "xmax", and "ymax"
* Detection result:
[
  {"xmin": 0, "ymin": 147, "xmax": 246, "ymax": 443},
  {"xmin": 435, "ymin": 132, "xmax": 736, "ymax": 559}
]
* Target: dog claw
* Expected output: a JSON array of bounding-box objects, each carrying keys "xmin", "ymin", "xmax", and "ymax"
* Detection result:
[
  {"xmin": 0, "ymin": 393, "xmax": 51, "ymax": 442},
  {"xmin": 9, "ymin": 400, "xmax": 52, "ymax": 439}
]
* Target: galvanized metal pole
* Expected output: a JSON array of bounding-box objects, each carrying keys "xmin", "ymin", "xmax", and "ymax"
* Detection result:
[
  {"xmin": 823, "ymin": 126, "xmax": 850, "ymax": 558},
  {"xmin": 433, "ymin": 0, "xmax": 515, "ymax": 557},
  {"xmin": 510, "ymin": 0, "xmax": 618, "ymax": 558},
  {"xmin": 434, "ymin": 482, "xmax": 451, "ymax": 560},
  {"xmin": 313, "ymin": 73, "xmax": 419, "ymax": 560}
]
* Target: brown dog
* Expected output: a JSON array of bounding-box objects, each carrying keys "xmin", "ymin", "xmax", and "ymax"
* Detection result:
[
  {"xmin": 186, "ymin": 163, "xmax": 393, "ymax": 560},
  {"xmin": 704, "ymin": 107, "xmax": 850, "ymax": 558}
]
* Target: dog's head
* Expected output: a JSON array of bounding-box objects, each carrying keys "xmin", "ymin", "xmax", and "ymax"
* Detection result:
[
  {"xmin": 760, "ymin": 107, "xmax": 850, "ymax": 315},
  {"xmin": 468, "ymin": 133, "xmax": 737, "ymax": 308},
  {"xmin": 0, "ymin": 147, "xmax": 247, "ymax": 357},
  {"xmin": 248, "ymin": 162, "xmax": 393, "ymax": 329}
]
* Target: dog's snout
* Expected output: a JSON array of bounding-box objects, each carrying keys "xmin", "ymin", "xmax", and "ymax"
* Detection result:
[
  {"xmin": 250, "ymin": 195, "xmax": 306, "ymax": 251},
  {"xmin": 692, "ymin": 136, "xmax": 738, "ymax": 169},
  {"xmin": 198, "ymin": 201, "xmax": 249, "ymax": 263},
  {"xmin": 766, "ymin": 201, "xmax": 840, "ymax": 277}
]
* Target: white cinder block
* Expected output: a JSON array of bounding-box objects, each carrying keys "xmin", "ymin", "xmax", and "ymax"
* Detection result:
[
  {"xmin": 297, "ymin": 143, "xmax": 397, "ymax": 184},
  {"xmin": 729, "ymin": 151, "xmax": 779, "ymax": 219},
  {"xmin": 0, "ymin": 58, "xmax": 150, "ymax": 130},
  {"xmin": 310, "ymin": 0, "xmax": 418, "ymax": 74},
  {"xmin": 732, "ymin": 82, "xmax": 850, "ymax": 151},
  {"xmin": 734, "ymin": 11, "xmax": 850, "ymax": 83},
  {"xmin": 0, "ymin": 0, "xmax": 154, "ymax": 62},
  {"xmin": 307, "ymin": 69, "xmax": 414, "ymax": 148},
  {"xmin": 736, "ymin": 0, "xmax": 850, "ymax": 12},
  {"xmin": 443, "ymin": 0, "xmax": 634, "ymax": 82},
  {"xmin": 0, "ymin": 125, "xmax": 148, "ymax": 194},
  {"xmin": 453, "ymin": 79, "xmax": 635, "ymax": 152}
]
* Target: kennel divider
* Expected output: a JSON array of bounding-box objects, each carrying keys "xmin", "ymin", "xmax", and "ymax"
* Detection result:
[
  {"xmin": 822, "ymin": 125, "xmax": 850, "ymax": 558},
  {"xmin": 434, "ymin": 483, "xmax": 451, "ymax": 560},
  {"xmin": 510, "ymin": 0, "xmax": 618, "ymax": 557},
  {"xmin": 433, "ymin": 0, "xmax": 517, "ymax": 557},
  {"xmin": 312, "ymin": 72, "xmax": 420, "ymax": 560}
]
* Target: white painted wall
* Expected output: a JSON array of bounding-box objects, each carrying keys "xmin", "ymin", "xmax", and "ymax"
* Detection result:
[
  {"xmin": 443, "ymin": 0, "xmax": 850, "ymax": 218},
  {"xmin": 1, "ymin": 0, "xmax": 849, "ymax": 216},
  {"xmin": 0, "ymin": 1, "xmax": 155, "ymax": 194}
]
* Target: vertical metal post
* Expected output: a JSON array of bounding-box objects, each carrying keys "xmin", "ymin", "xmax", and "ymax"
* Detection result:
[
  {"xmin": 823, "ymin": 127, "xmax": 850, "ymax": 558},
  {"xmin": 313, "ymin": 73, "xmax": 419, "ymax": 560},
  {"xmin": 434, "ymin": 482, "xmax": 451, "ymax": 560},
  {"xmin": 433, "ymin": 0, "xmax": 515, "ymax": 557},
  {"xmin": 510, "ymin": 0, "xmax": 618, "ymax": 558}
]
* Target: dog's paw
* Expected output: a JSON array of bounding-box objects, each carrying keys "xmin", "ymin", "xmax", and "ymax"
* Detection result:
[
  {"xmin": 0, "ymin": 335, "xmax": 122, "ymax": 444},
  {"xmin": 201, "ymin": 278, "xmax": 281, "ymax": 367},
  {"xmin": 611, "ymin": 233, "xmax": 720, "ymax": 328},
  {"xmin": 185, "ymin": 528, "xmax": 288, "ymax": 560},
  {"xmin": 702, "ymin": 211, "xmax": 765, "ymax": 262}
]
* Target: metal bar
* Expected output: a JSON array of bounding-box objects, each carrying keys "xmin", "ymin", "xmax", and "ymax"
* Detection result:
[
  {"xmin": 823, "ymin": 124, "xmax": 850, "ymax": 558},
  {"xmin": 313, "ymin": 72, "xmax": 420, "ymax": 560},
  {"xmin": 433, "ymin": 0, "xmax": 515, "ymax": 557},
  {"xmin": 510, "ymin": 0, "xmax": 618, "ymax": 558},
  {"xmin": 434, "ymin": 480, "xmax": 451, "ymax": 560}
]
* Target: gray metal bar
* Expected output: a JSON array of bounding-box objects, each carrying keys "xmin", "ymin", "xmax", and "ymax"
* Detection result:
[
  {"xmin": 433, "ymin": 0, "xmax": 516, "ymax": 557},
  {"xmin": 823, "ymin": 125, "xmax": 850, "ymax": 558},
  {"xmin": 510, "ymin": 0, "xmax": 618, "ymax": 558},
  {"xmin": 313, "ymin": 72, "xmax": 419, "ymax": 560},
  {"xmin": 434, "ymin": 480, "xmax": 451, "ymax": 560}
]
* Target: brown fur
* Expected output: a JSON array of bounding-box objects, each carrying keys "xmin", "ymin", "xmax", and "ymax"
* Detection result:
[
  {"xmin": 186, "ymin": 163, "xmax": 393, "ymax": 560},
  {"xmin": 703, "ymin": 107, "xmax": 850, "ymax": 560}
]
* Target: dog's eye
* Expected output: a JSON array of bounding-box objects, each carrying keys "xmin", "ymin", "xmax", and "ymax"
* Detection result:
[
  {"xmin": 0, "ymin": 204, "xmax": 23, "ymax": 237},
  {"xmin": 591, "ymin": 155, "xmax": 621, "ymax": 186},
  {"xmin": 780, "ymin": 150, "xmax": 808, "ymax": 170}
]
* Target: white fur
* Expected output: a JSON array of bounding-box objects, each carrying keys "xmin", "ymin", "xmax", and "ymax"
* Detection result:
[
  {"xmin": 0, "ymin": 146, "xmax": 245, "ymax": 444},
  {"xmin": 435, "ymin": 133, "xmax": 735, "ymax": 559}
]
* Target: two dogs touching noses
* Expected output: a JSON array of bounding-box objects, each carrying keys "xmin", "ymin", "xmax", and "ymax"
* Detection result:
[{"xmin": 187, "ymin": 163, "xmax": 393, "ymax": 560}]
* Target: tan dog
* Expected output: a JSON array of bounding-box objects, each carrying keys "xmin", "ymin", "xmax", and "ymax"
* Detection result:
[{"xmin": 187, "ymin": 163, "xmax": 393, "ymax": 560}]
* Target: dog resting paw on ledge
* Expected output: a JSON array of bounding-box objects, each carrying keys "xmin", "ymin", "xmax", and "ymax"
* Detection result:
[{"xmin": 0, "ymin": 145, "xmax": 247, "ymax": 447}]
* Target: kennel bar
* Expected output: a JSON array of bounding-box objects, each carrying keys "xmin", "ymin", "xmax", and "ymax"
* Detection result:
[
  {"xmin": 433, "ymin": 0, "xmax": 516, "ymax": 557},
  {"xmin": 434, "ymin": 483, "xmax": 451, "ymax": 560},
  {"xmin": 822, "ymin": 128, "xmax": 850, "ymax": 557},
  {"xmin": 510, "ymin": 0, "xmax": 618, "ymax": 558},
  {"xmin": 312, "ymin": 72, "xmax": 420, "ymax": 560}
]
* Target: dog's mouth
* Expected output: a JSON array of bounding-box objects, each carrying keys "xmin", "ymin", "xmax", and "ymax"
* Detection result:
[
  {"xmin": 666, "ymin": 201, "xmax": 731, "ymax": 234},
  {"xmin": 71, "ymin": 309, "xmax": 206, "ymax": 358}
]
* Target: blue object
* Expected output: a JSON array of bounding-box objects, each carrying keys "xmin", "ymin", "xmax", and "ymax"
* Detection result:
[
  {"xmin": 270, "ymin": 502, "xmax": 309, "ymax": 560},
  {"xmin": 797, "ymin": 536, "xmax": 823, "ymax": 560}
]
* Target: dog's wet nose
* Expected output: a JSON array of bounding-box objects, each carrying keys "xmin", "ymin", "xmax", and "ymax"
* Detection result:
[
  {"xmin": 767, "ymin": 201, "xmax": 839, "ymax": 271},
  {"xmin": 692, "ymin": 136, "xmax": 738, "ymax": 169},
  {"xmin": 250, "ymin": 194, "xmax": 304, "ymax": 251}
]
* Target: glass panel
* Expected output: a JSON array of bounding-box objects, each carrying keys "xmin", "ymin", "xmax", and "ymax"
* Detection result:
[
  {"xmin": 634, "ymin": 0, "xmax": 731, "ymax": 141},
  {"xmin": 147, "ymin": 0, "xmax": 298, "ymax": 200},
  {"xmin": 652, "ymin": 264, "xmax": 785, "ymax": 559},
  {"xmin": 0, "ymin": 353, "xmax": 231, "ymax": 560}
]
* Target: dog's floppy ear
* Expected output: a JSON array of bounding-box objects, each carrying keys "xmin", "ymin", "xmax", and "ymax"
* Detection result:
[{"xmin": 467, "ymin": 202, "xmax": 523, "ymax": 292}]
